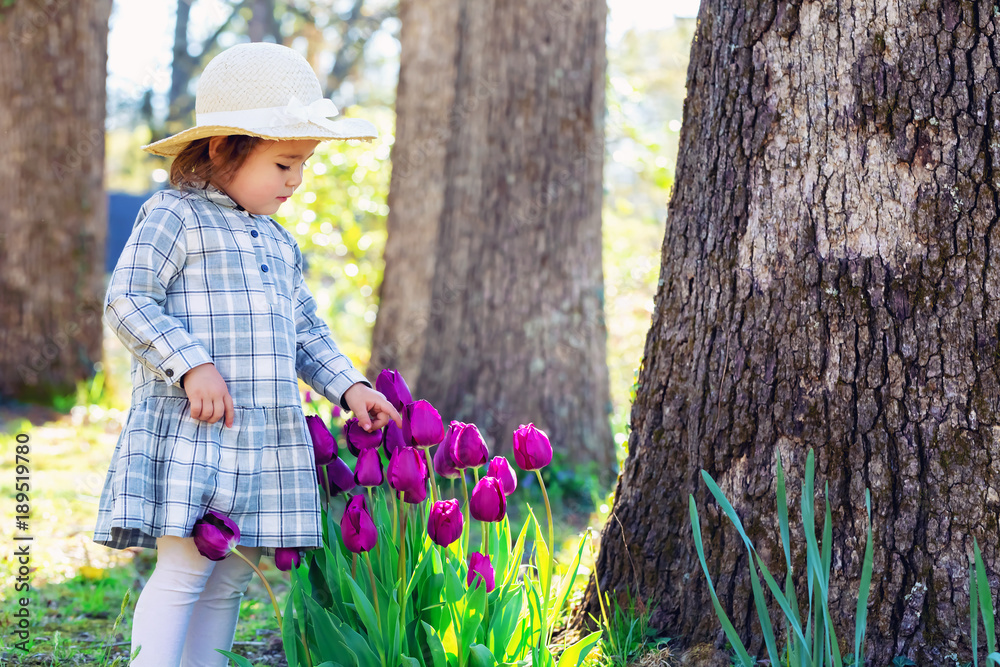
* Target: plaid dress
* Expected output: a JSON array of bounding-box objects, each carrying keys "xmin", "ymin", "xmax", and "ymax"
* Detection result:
[{"xmin": 93, "ymin": 187, "xmax": 367, "ymax": 554}]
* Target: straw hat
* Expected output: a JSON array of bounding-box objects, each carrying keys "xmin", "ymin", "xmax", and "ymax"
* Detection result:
[{"xmin": 143, "ymin": 42, "xmax": 377, "ymax": 157}]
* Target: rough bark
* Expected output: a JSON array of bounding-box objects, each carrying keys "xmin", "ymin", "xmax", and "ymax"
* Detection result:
[
  {"xmin": 580, "ymin": 0, "xmax": 1000, "ymax": 663},
  {"xmin": 372, "ymin": 0, "xmax": 613, "ymax": 468},
  {"xmin": 0, "ymin": 0, "xmax": 111, "ymax": 402}
]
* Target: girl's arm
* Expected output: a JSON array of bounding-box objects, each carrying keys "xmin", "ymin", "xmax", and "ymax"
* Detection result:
[
  {"xmin": 291, "ymin": 243, "xmax": 399, "ymax": 426},
  {"xmin": 104, "ymin": 198, "xmax": 214, "ymax": 388}
]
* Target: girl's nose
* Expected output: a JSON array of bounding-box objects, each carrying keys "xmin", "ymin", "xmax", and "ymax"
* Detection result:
[{"xmin": 287, "ymin": 165, "xmax": 305, "ymax": 188}]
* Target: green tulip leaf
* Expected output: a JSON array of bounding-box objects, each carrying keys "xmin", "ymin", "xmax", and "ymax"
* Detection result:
[
  {"xmin": 552, "ymin": 533, "xmax": 588, "ymax": 626},
  {"xmin": 421, "ymin": 621, "xmax": 450, "ymax": 667},
  {"xmin": 555, "ymin": 630, "xmax": 601, "ymax": 667},
  {"xmin": 444, "ymin": 560, "xmax": 465, "ymax": 604},
  {"xmin": 346, "ymin": 575, "xmax": 384, "ymax": 650},
  {"xmin": 400, "ymin": 656, "xmax": 421, "ymax": 667},
  {"xmin": 527, "ymin": 506, "xmax": 551, "ymax": 595},
  {"xmin": 216, "ymin": 649, "xmax": 254, "ymax": 666},
  {"xmin": 468, "ymin": 643, "xmax": 497, "ymax": 667},
  {"xmin": 461, "ymin": 579, "xmax": 488, "ymax": 649},
  {"xmin": 282, "ymin": 587, "xmax": 300, "ymax": 666},
  {"xmin": 303, "ymin": 594, "xmax": 358, "ymax": 665}
]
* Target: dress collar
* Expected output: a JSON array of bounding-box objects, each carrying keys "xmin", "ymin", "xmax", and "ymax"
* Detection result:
[{"xmin": 184, "ymin": 185, "xmax": 246, "ymax": 211}]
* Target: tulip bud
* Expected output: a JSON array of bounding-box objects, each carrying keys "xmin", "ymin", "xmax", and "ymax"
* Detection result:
[
  {"xmin": 306, "ymin": 415, "xmax": 337, "ymax": 466},
  {"xmin": 344, "ymin": 417, "xmax": 383, "ymax": 456},
  {"xmin": 486, "ymin": 456, "xmax": 517, "ymax": 495},
  {"xmin": 466, "ymin": 552, "xmax": 495, "ymax": 592},
  {"xmin": 387, "ymin": 446, "xmax": 427, "ymax": 495},
  {"xmin": 428, "ymin": 499, "xmax": 464, "ymax": 547},
  {"xmin": 469, "ymin": 476, "xmax": 506, "ymax": 522},
  {"xmin": 340, "ymin": 495, "xmax": 377, "ymax": 553},
  {"xmin": 274, "ymin": 548, "xmax": 302, "ymax": 571},
  {"xmin": 433, "ymin": 432, "xmax": 461, "ymax": 479},
  {"xmin": 452, "ymin": 423, "xmax": 489, "ymax": 469},
  {"xmin": 402, "ymin": 400, "xmax": 445, "ymax": 448},
  {"xmin": 383, "ymin": 421, "xmax": 406, "ymax": 459},
  {"xmin": 192, "ymin": 511, "xmax": 241, "ymax": 561},
  {"xmin": 318, "ymin": 457, "xmax": 356, "ymax": 495},
  {"xmin": 512, "ymin": 423, "xmax": 552, "ymax": 471},
  {"xmin": 354, "ymin": 448, "xmax": 385, "ymax": 487},
  {"xmin": 376, "ymin": 369, "xmax": 414, "ymax": 412},
  {"xmin": 330, "ymin": 405, "xmax": 342, "ymax": 419}
]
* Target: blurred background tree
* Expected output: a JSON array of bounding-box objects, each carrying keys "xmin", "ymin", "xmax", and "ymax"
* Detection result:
[
  {"xmin": 0, "ymin": 0, "xmax": 113, "ymax": 403},
  {"xmin": 370, "ymin": 0, "xmax": 614, "ymax": 470}
]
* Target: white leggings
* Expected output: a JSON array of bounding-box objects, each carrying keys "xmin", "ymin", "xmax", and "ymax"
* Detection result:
[{"xmin": 130, "ymin": 535, "xmax": 262, "ymax": 667}]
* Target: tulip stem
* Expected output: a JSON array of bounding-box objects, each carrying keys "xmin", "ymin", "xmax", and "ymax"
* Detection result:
[
  {"xmin": 364, "ymin": 552, "xmax": 380, "ymax": 618},
  {"xmin": 460, "ymin": 474, "xmax": 470, "ymax": 555},
  {"xmin": 534, "ymin": 468, "xmax": 555, "ymax": 648},
  {"xmin": 390, "ymin": 489, "xmax": 400, "ymax": 543},
  {"xmin": 352, "ymin": 553, "xmax": 358, "ymax": 580},
  {"xmin": 398, "ymin": 505, "xmax": 409, "ymax": 626},
  {"xmin": 423, "ymin": 448, "xmax": 440, "ymax": 504},
  {"xmin": 483, "ymin": 522, "xmax": 490, "ymax": 557},
  {"xmin": 365, "ymin": 553, "xmax": 387, "ymax": 667},
  {"xmin": 229, "ymin": 548, "xmax": 282, "ymax": 631}
]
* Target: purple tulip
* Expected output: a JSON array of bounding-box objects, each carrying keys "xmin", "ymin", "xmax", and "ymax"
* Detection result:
[
  {"xmin": 340, "ymin": 495, "xmax": 378, "ymax": 553},
  {"xmin": 274, "ymin": 548, "xmax": 302, "ymax": 571},
  {"xmin": 354, "ymin": 448, "xmax": 384, "ymax": 487},
  {"xmin": 306, "ymin": 415, "xmax": 337, "ymax": 466},
  {"xmin": 512, "ymin": 423, "xmax": 552, "ymax": 471},
  {"xmin": 383, "ymin": 421, "xmax": 406, "ymax": 459},
  {"xmin": 318, "ymin": 457, "xmax": 357, "ymax": 495},
  {"xmin": 486, "ymin": 456, "xmax": 517, "ymax": 496},
  {"xmin": 428, "ymin": 499, "xmax": 464, "ymax": 547},
  {"xmin": 402, "ymin": 480, "xmax": 428, "ymax": 504},
  {"xmin": 331, "ymin": 405, "xmax": 342, "ymax": 419},
  {"xmin": 452, "ymin": 423, "xmax": 489, "ymax": 469},
  {"xmin": 433, "ymin": 428, "xmax": 462, "ymax": 479},
  {"xmin": 402, "ymin": 400, "xmax": 445, "ymax": 448},
  {"xmin": 469, "ymin": 476, "xmax": 506, "ymax": 522},
  {"xmin": 192, "ymin": 511, "xmax": 241, "ymax": 561},
  {"xmin": 466, "ymin": 552, "xmax": 495, "ymax": 592},
  {"xmin": 344, "ymin": 417, "xmax": 383, "ymax": 456},
  {"xmin": 387, "ymin": 446, "xmax": 427, "ymax": 495},
  {"xmin": 376, "ymin": 369, "xmax": 413, "ymax": 413}
]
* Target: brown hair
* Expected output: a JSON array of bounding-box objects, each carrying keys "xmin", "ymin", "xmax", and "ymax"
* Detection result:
[{"xmin": 169, "ymin": 135, "xmax": 263, "ymax": 189}]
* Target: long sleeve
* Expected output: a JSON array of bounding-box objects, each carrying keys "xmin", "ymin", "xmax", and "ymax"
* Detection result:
[
  {"xmin": 104, "ymin": 199, "xmax": 213, "ymax": 387},
  {"xmin": 292, "ymin": 245, "xmax": 369, "ymax": 408}
]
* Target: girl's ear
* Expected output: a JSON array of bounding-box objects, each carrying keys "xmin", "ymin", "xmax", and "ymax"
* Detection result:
[{"xmin": 208, "ymin": 136, "xmax": 226, "ymax": 161}]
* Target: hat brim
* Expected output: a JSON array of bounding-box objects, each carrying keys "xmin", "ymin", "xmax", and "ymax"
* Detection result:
[{"xmin": 142, "ymin": 117, "xmax": 379, "ymax": 157}]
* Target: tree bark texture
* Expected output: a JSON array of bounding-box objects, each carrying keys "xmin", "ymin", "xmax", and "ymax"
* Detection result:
[
  {"xmin": 0, "ymin": 0, "xmax": 111, "ymax": 402},
  {"xmin": 373, "ymin": 0, "xmax": 613, "ymax": 467},
  {"xmin": 581, "ymin": 0, "xmax": 1000, "ymax": 663}
]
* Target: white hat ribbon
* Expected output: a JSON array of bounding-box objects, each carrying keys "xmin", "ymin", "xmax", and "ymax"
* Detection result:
[
  {"xmin": 196, "ymin": 96, "xmax": 341, "ymax": 132},
  {"xmin": 282, "ymin": 96, "xmax": 340, "ymax": 131}
]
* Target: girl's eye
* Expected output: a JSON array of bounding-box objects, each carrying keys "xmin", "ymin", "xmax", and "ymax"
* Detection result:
[{"xmin": 277, "ymin": 163, "xmax": 290, "ymax": 171}]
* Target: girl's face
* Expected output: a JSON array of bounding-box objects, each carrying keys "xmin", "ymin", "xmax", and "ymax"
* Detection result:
[{"xmin": 210, "ymin": 138, "xmax": 320, "ymax": 215}]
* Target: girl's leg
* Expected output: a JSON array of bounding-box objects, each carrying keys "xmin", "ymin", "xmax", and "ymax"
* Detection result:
[
  {"xmin": 130, "ymin": 535, "xmax": 216, "ymax": 666},
  {"xmin": 180, "ymin": 545, "xmax": 261, "ymax": 667}
]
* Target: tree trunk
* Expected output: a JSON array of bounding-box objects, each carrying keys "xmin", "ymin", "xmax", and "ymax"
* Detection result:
[
  {"xmin": 373, "ymin": 0, "xmax": 613, "ymax": 469},
  {"xmin": 580, "ymin": 0, "xmax": 1000, "ymax": 663},
  {"xmin": 0, "ymin": 0, "xmax": 111, "ymax": 402}
]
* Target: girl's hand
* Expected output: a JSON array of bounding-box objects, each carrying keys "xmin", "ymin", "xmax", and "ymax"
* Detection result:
[
  {"xmin": 182, "ymin": 363, "xmax": 235, "ymax": 427},
  {"xmin": 343, "ymin": 383, "xmax": 403, "ymax": 432}
]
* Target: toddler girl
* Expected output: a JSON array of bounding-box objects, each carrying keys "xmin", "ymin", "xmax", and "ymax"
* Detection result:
[{"xmin": 93, "ymin": 42, "xmax": 400, "ymax": 666}]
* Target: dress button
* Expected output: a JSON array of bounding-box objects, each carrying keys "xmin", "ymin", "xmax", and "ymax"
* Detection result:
[
  {"xmin": 250, "ymin": 230, "xmax": 259, "ymax": 238},
  {"xmin": 261, "ymin": 264, "xmax": 269, "ymax": 272},
  {"xmin": 165, "ymin": 368, "xmax": 174, "ymax": 377}
]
